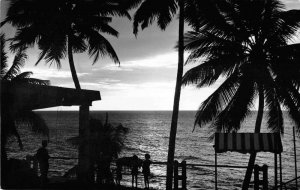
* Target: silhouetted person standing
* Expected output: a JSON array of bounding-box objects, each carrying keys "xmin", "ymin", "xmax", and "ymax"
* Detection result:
[
  {"xmin": 131, "ymin": 155, "xmax": 139, "ymax": 188},
  {"xmin": 115, "ymin": 160, "xmax": 122, "ymax": 185},
  {"xmin": 142, "ymin": 154, "xmax": 151, "ymax": 189},
  {"xmin": 36, "ymin": 140, "xmax": 50, "ymax": 186}
]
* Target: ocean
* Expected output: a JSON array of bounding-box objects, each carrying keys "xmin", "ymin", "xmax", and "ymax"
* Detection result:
[{"xmin": 6, "ymin": 111, "xmax": 300, "ymax": 189}]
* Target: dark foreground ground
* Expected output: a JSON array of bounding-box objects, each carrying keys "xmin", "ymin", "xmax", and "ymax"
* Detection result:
[
  {"xmin": 48, "ymin": 181, "xmax": 155, "ymax": 190},
  {"xmin": 2, "ymin": 158, "xmax": 156, "ymax": 190},
  {"xmin": 2, "ymin": 179, "xmax": 156, "ymax": 190}
]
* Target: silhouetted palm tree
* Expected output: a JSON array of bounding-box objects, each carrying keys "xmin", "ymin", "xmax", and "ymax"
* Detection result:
[
  {"xmin": 2, "ymin": 0, "xmax": 140, "ymax": 89},
  {"xmin": 182, "ymin": 0, "xmax": 300, "ymax": 189},
  {"xmin": 133, "ymin": 1, "xmax": 200, "ymax": 188},
  {"xmin": 1, "ymin": 34, "xmax": 49, "ymax": 161},
  {"xmin": 67, "ymin": 117, "xmax": 128, "ymax": 183}
]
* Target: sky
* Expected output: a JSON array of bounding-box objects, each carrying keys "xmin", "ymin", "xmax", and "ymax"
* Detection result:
[{"xmin": 1, "ymin": 0, "xmax": 300, "ymax": 111}]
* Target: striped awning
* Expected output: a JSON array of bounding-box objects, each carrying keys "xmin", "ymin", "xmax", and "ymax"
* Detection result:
[{"xmin": 214, "ymin": 133, "xmax": 283, "ymax": 154}]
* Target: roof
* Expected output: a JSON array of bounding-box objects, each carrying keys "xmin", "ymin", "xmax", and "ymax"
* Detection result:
[
  {"xmin": 214, "ymin": 133, "xmax": 283, "ymax": 154},
  {"xmin": 1, "ymin": 81, "xmax": 101, "ymax": 111}
]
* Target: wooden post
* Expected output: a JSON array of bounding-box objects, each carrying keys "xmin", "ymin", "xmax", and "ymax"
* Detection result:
[
  {"xmin": 254, "ymin": 165, "xmax": 259, "ymax": 190},
  {"xmin": 262, "ymin": 164, "xmax": 268, "ymax": 190},
  {"xmin": 182, "ymin": 161, "xmax": 187, "ymax": 190},
  {"xmin": 293, "ymin": 127, "xmax": 298, "ymax": 188},
  {"xmin": 215, "ymin": 152, "xmax": 217, "ymax": 190},
  {"xmin": 174, "ymin": 160, "xmax": 179, "ymax": 190},
  {"xmin": 254, "ymin": 164, "xmax": 268, "ymax": 190},
  {"xmin": 279, "ymin": 153, "xmax": 282, "ymax": 190},
  {"xmin": 78, "ymin": 104, "xmax": 91, "ymax": 183},
  {"xmin": 275, "ymin": 153, "xmax": 278, "ymax": 188},
  {"xmin": 33, "ymin": 157, "xmax": 39, "ymax": 175}
]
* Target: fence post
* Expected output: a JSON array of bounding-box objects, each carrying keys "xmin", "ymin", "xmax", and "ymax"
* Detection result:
[
  {"xmin": 182, "ymin": 161, "xmax": 187, "ymax": 190},
  {"xmin": 275, "ymin": 153, "xmax": 278, "ymax": 188},
  {"xmin": 174, "ymin": 160, "xmax": 179, "ymax": 190},
  {"xmin": 293, "ymin": 127, "xmax": 298, "ymax": 188},
  {"xmin": 279, "ymin": 153, "xmax": 282, "ymax": 190},
  {"xmin": 262, "ymin": 164, "xmax": 268, "ymax": 190},
  {"xmin": 215, "ymin": 152, "xmax": 217, "ymax": 190},
  {"xmin": 254, "ymin": 165, "xmax": 259, "ymax": 190}
]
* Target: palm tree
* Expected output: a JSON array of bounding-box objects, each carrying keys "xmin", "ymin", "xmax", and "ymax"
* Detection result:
[
  {"xmin": 2, "ymin": 0, "xmax": 140, "ymax": 90},
  {"xmin": 67, "ymin": 117, "xmax": 128, "ymax": 183},
  {"xmin": 182, "ymin": 0, "xmax": 300, "ymax": 189},
  {"xmin": 1, "ymin": 34, "xmax": 49, "ymax": 161},
  {"xmin": 133, "ymin": 0, "xmax": 199, "ymax": 188}
]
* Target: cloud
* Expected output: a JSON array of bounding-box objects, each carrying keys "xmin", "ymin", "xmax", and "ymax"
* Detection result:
[
  {"xmin": 100, "ymin": 65, "xmax": 134, "ymax": 72},
  {"xmin": 100, "ymin": 52, "xmax": 190, "ymax": 71},
  {"xmin": 22, "ymin": 67, "xmax": 89, "ymax": 80},
  {"xmin": 123, "ymin": 53, "xmax": 178, "ymax": 68}
]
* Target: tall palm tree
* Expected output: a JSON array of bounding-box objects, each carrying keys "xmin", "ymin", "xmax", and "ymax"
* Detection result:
[
  {"xmin": 133, "ymin": 0, "xmax": 199, "ymax": 188},
  {"xmin": 1, "ymin": 34, "xmax": 49, "ymax": 161},
  {"xmin": 2, "ymin": 0, "xmax": 140, "ymax": 90},
  {"xmin": 182, "ymin": 0, "xmax": 300, "ymax": 189}
]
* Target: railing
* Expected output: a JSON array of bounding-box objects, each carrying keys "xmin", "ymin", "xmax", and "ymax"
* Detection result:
[
  {"xmin": 50, "ymin": 156, "xmax": 78, "ymax": 160},
  {"xmin": 27, "ymin": 156, "xmax": 259, "ymax": 189},
  {"xmin": 26, "ymin": 155, "xmax": 78, "ymax": 177},
  {"xmin": 273, "ymin": 176, "xmax": 300, "ymax": 190}
]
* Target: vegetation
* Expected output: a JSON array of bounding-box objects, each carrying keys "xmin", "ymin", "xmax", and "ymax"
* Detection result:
[
  {"xmin": 67, "ymin": 117, "xmax": 127, "ymax": 162},
  {"xmin": 1, "ymin": 34, "xmax": 49, "ymax": 157},
  {"xmin": 182, "ymin": 0, "xmax": 300, "ymax": 188},
  {"xmin": 2, "ymin": 0, "xmax": 140, "ymax": 89},
  {"xmin": 67, "ymin": 116, "xmax": 128, "ymax": 183},
  {"xmin": 1, "ymin": 34, "xmax": 50, "ymax": 187}
]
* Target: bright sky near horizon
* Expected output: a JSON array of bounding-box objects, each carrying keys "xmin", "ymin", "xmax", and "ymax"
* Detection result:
[{"xmin": 1, "ymin": 0, "xmax": 300, "ymax": 111}]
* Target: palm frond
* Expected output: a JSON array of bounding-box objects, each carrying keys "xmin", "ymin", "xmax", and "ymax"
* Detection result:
[
  {"xmin": 133, "ymin": 0, "xmax": 177, "ymax": 35},
  {"xmin": 272, "ymin": 76, "xmax": 300, "ymax": 133},
  {"xmin": 76, "ymin": 16, "xmax": 119, "ymax": 38},
  {"xmin": 182, "ymin": 56, "xmax": 238, "ymax": 88},
  {"xmin": 184, "ymin": 31, "xmax": 245, "ymax": 62},
  {"xmin": 0, "ymin": 34, "xmax": 8, "ymax": 79},
  {"xmin": 69, "ymin": 34, "xmax": 87, "ymax": 54},
  {"xmin": 211, "ymin": 75, "xmax": 256, "ymax": 133},
  {"xmin": 9, "ymin": 26, "xmax": 41, "ymax": 52},
  {"xmin": 194, "ymin": 72, "xmax": 240, "ymax": 129},
  {"xmin": 3, "ymin": 49, "xmax": 27, "ymax": 81},
  {"xmin": 15, "ymin": 111, "xmax": 49, "ymax": 139},
  {"xmin": 86, "ymin": 29, "xmax": 120, "ymax": 64},
  {"xmin": 38, "ymin": 32, "xmax": 67, "ymax": 68},
  {"xmin": 265, "ymin": 9, "xmax": 300, "ymax": 47},
  {"xmin": 271, "ymin": 44, "xmax": 300, "ymax": 88},
  {"xmin": 185, "ymin": 0, "xmax": 250, "ymax": 42},
  {"xmin": 117, "ymin": 0, "xmax": 143, "ymax": 11},
  {"xmin": 264, "ymin": 84, "xmax": 284, "ymax": 133},
  {"xmin": 97, "ymin": 22, "xmax": 119, "ymax": 37},
  {"xmin": 11, "ymin": 72, "xmax": 50, "ymax": 85},
  {"xmin": 1, "ymin": 112, "xmax": 24, "ymax": 150},
  {"xmin": 13, "ymin": 71, "xmax": 33, "ymax": 79},
  {"xmin": 81, "ymin": 0, "xmax": 132, "ymax": 19}
]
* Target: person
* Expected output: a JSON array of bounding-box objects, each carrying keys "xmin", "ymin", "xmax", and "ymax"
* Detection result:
[
  {"xmin": 115, "ymin": 160, "xmax": 122, "ymax": 185},
  {"xmin": 131, "ymin": 155, "xmax": 139, "ymax": 188},
  {"xmin": 36, "ymin": 140, "xmax": 50, "ymax": 186},
  {"xmin": 142, "ymin": 154, "xmax": 151, "ymax": 189}
]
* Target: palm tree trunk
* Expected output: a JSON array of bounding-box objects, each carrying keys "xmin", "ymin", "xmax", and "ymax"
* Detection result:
[
  {"xmin": 166, "ymin": 0, "xmax": 184, "ymax": 189},
  {"xmin": 242, "ymin": 85, "xmax": 264, "ymax": 190},
  {"xmin": 67, "ymin": 35, "xmax": 81, "ymax": 90}
]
